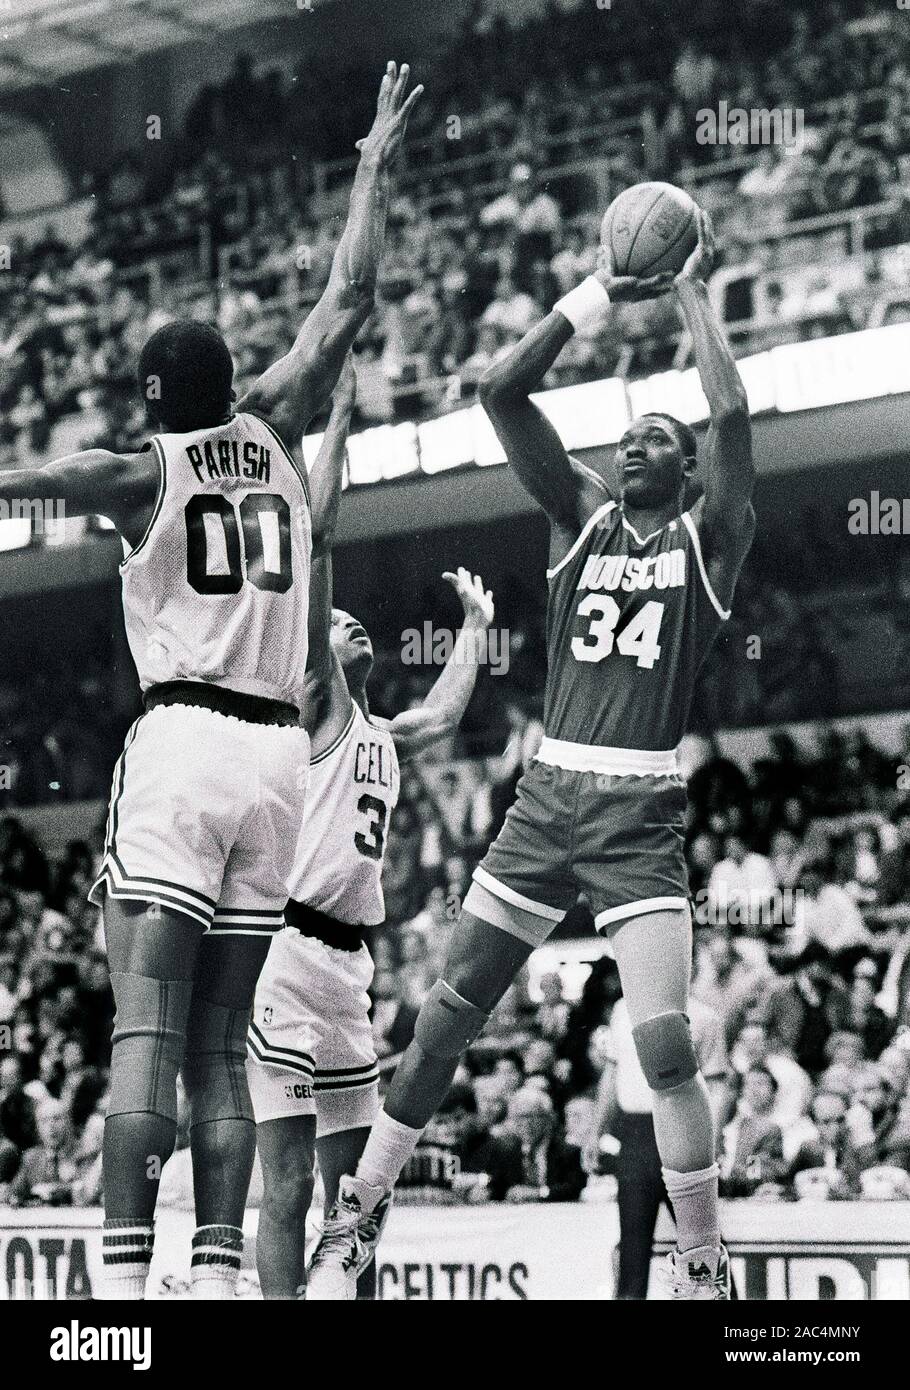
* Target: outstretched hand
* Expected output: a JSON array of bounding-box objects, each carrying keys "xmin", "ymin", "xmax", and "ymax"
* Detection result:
[
  {"xmin": 355, "ymin": 62, "xmax": 424, "ymax": 167},
  {"xmin": 443, "ymin": 567, "xmax": 495, "ymax": 628}
]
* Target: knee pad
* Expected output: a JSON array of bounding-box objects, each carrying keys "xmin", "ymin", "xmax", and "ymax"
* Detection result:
[
  {"xmin": 631, "ymin": 1012, "xmax": 698, "ymax": 1093},
  {"xmin": 107, "ymin": 973, "xmax": 194, "ymax": 1123},
  {"xmin": 414, "ymin": 981, "xmax": 490, "ymax": 1060},
  {"xmin": 183, "ymin": 1000, "xmax": 254, "ymax": 1125}
]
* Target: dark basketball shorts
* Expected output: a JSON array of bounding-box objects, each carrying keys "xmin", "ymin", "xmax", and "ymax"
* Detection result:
[{"xmin": 466, "ymin": 753, "xmax": 690, "ymax": 947}]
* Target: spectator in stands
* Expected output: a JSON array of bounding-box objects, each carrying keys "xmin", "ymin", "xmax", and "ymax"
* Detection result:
[
  {"xmin": 846, "ymin": 1065, "xmax": 906, "ymax": 1171},
  {"xmin": 708, "ymin": 832, "xmax": 778, "ymax": 932},
  {"xmin": 788, "ymin": 1090, "xmax": 876, "ymax": 1198},
  {"xmin": 728, "ymin": 1018, "xmax": 813, "ymax": 1142},
  {"xmin": 479, "ymin": 162, "xmax": 561, "ymax": 272},
  {"xmin": 781, "ymin": 858, "xmax": 872, "ymax": 969},
  {"xmin": 761, "ymin": 947, "xmax": 846, "ymax": 1074},
  {"xmin": 8, "ymin": 1095, "xmax": 87, "ymax": 1206},
  {"xmin": 502, "ymin": 1086, "xmax": 585, "ymax": 1203},
  {"xmin": 828, "ymin": 959, "xmax": 893, "ymax": 1059},
  {"xmin": 536, "ymin": 970, "xmax": 571, "ymax": 1041},
  {"xmin": 719, "ymin": 1066, "xmax": 786, "ymax": 1197},
  {"xmin": 492, "ymin": 1049, "xmax": 526, "ymax": 1100},
  {"xmin": 458, "ymin": 1084, "xmax": 523, "ymax": 1202},
  {"xmin": 692, "ymin": 926, "xmax": 773, "ymax": 1046}
]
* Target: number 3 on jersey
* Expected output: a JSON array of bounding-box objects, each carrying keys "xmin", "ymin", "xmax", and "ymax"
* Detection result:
[
  {"xmin": 571, "ymin": 595, "xmax": 664, "ymax": 669},
  {"xmin": 355, "ymin": 793, "xmax": 387, "ymax": 861},
  {"xmin": 186, "ymin": 493, "xmax": 293, "ymax": 595}
]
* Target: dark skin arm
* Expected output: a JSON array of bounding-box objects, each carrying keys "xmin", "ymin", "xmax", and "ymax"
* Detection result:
[
  {"xmin": 235, "ymin": 62, "xmax": 422, "ymax": 454},
  {"xmin": 384, "ymin": 568, "xmax": 494, "ymax": 761},
  {"xmin": 302, "ymin": 357, "xmax": 358, "ymax": 744},
  {"xmin": 0, "ymin": 448, "xmax": 158, "ymax": 548},
  {"xmin": 675, "ymin": 211, "xmax": 756, "ymax": 609},
  {"xmin": 479, "ymin": 263, "xmax": 672, "ymax": 569}
]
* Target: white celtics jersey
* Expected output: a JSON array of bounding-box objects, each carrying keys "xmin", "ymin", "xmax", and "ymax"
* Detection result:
[
  {"xmin": 288, "ymin": 701, "xmax": 400, "ymax": 926},
  {"xmin": 121, "ymin": 412, "xmax": 311, "ymax": 709}
]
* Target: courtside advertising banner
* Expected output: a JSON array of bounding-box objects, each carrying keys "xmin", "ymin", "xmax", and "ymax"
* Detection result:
[{"xmin": 2, "ymin": 1204, "xmax": 907, "ymax": 1301}]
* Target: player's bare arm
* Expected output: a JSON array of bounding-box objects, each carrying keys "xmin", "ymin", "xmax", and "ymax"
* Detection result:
[
  {"xmin": 0, "ymin": 448, "xmax": 159, "ymax": 548},
  {"xmin": 674, "ymin": 210, "xmax": 756, "ymax": 609},
  {"xmin": 383, "ymin": 568, "xmax": 494, "ymax": 761},
  {"xmin": 302, "ymin": 357, "xmax": 358, "ymax": 742},
  {"xmin": 479, "ymin": 263, "xmax": 672, "ymax": 567},
  {"xmin": 236, "ymin": 62, "xmax": 422, "ymax": 452}
]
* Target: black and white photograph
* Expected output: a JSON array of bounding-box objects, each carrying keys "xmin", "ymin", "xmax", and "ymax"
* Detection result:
[{"xmin": 0, "ymin": 0, "xmax": 908, "ymax": 1358}]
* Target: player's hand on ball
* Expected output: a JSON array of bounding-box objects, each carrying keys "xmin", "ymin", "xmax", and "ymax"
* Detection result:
[
  {"xmin": 594, "ymin": 250, "xmax": 674, "ymax": 303},
  {"xmin": 443, "ymin": 567, "xmax": 495, "ymax": 628},
  {"xmin": 674, "ymin": 208, "xmax": 716, "ymax": 286},
  {"xmin": 356, "ymin": 62, "xmax": 424, "ymax": 166}
]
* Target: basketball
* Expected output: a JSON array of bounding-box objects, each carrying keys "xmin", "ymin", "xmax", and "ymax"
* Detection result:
[{"xmin": 600, "ymin": 181, "xmax": 700, "ymax": 278}]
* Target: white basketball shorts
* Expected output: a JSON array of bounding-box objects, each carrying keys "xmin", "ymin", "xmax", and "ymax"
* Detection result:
[
  {"xmin": 247, "ymin": 926, "xmax": 380, "ymax": 1136},
  {"xmin": 89, "ymin": 703, "xmax": 311, "ymax": 936}
]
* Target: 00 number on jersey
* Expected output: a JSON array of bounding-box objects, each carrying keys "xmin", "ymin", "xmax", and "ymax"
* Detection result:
[{"xmin": 185, "ymin": 492, "xmax": 293, "ymax": 595}]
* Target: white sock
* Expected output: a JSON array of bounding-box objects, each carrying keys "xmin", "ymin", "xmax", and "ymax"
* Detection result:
[
  {"xmin": 661, "ymin": 1163, "xmax": 721, "ymax": 1254},
  {"xmin": 355, "ymin": 1108, "xmax": 423, "ymax": 1191},
  {"xmin": 190, "ymin": 1224, "xmax": 243, "ymax": 1299},
  {"xmin": 101, "ymin": 1219, "xmax": 154, "ymax": 1300}
]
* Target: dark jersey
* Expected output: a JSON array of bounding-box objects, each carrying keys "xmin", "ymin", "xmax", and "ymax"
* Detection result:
[{"xmin": 544, "ymin": 499, "xmax": 728, "ymax": 751}]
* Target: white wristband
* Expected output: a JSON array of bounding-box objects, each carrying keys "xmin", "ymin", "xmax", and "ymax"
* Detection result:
[{"xmin": 553, "ymin": 276, "xmax": 611, "ymax": 334}]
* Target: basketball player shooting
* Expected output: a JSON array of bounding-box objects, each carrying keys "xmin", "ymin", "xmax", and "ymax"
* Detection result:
[
  {"xmin": 246, "ymin": 357, "xmax": 495, "ymax": 1299},
  {"xmin": 307, "ymin": 207, "xmax": 756, "ymax": 1301},
  {"xmin": 0, "ymin": 62, "xmax": 422, "ymax": 1300}
]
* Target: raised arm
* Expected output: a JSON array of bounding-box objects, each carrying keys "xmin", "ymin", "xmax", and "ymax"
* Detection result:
[
  {"xmin": 388, "ymin": 569, "xmax": 494, "ymax": 761},
  {"xmin": 674, "ymin": 211, "xmax": 756, "ymax": 609},
  {"xmin": 479, "ymin": 262, "xmax": 672, "ymax": 565},
  {"xmin": 236, "ymin": 62, "xmax": 422, "ymax": 451},
  {"xmin": 0, "ymin": 449, "xmax": 157, "ymax": 544},
  {"xmin": 302, "ymin": 358, "xmax": 357, "ymax": 740}
]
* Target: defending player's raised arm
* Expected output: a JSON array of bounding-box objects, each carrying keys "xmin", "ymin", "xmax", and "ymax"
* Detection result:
[
  {"xmin": 302, "ymin": 359, "xmax": 357, "ymax": 737},
  {"xmin": 388, "ymin": 568, "xmax": 494, "ymax": 761},
  {"xmin": 479, "ymin": 263, "xmax": 673, "ymax": 553},
  {"xmin": 0, "ymin": 449, "xmax": 157, "ymax": 535},
  {"xmin": 310, "ymin": 355, "xmax": 356, "ymax": 559},
  {"xmin": 675, "ymin": 210, "xmax": 756, "ymax": 606},
  {"xmin": 236, "ymin": 63, "xmax": 422, "ymax": 452}
]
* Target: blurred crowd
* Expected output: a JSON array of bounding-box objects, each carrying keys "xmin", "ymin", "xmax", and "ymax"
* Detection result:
[
  {"xmin": 3, "ymin": 0, "xmax": 910, "ymax": 468},
  {"xmin": 3, "ymin": 718, "xmax": 910, "ymax": 1209}
]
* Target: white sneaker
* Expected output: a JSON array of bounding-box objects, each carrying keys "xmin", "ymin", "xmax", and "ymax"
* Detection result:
[
  {"xmin": 661, "ymin": 1244, "xmax": 731, "ymax": 1300},
  {"xmin": 306, "ymin": 1176, "xmax": 385, "ymax": 1301},
  {"xmin": 356, "ymin": 1188, "xmax": 393, "ymax": 1277}
]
